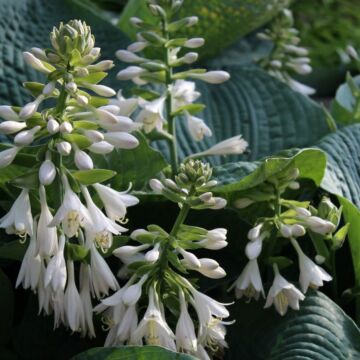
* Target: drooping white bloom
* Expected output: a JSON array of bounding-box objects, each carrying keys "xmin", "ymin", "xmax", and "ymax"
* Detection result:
[
  {"xmin": 186, "ymin": 113, "xmax": 212, "ymax": 141},
  {"xmin": 103, "ymin": 132, "xmax": 139, "ymax": 149},
  {"xmin": 113, "ymin": 243, "xmax": 150, "ymax": 258},
  {"xmin": 93, "ymin": 183, "xmax": 139, "ymax": 222},
  {"xmin": 188, "ymin": 71, "xmax": 230, "ymax": 84},
  {"xmin": 194, "ymin": 135, "xmax": 248, "ymax": 157},
  {"xmin": 37, "ymin": 261, "xmax": 53, "ymax": 315},
  {"xmin": 108, "ymin": 90, "xmax": 138, "ymax": 117},
  {"xmin": 74, "ymin": 149, "xmax": 94, "ymax": 170},
  {"xmin": 132, "ymin": 287, "xmax": 176, "ymax": 351},
  {"xmin": 19, "ymin": 95, "xmax": 44, "ymax": 119},
  {"xmin": 0, "ymin": 146, "xmax": 20, "ymax": 168},
  {"xmin": 37, "ymin": 185, "xmax": 58, "ymax": 257},
  {"xmin": 0, "ymin": 121, "xmax": 26, "ymax": 134},
  {"xmin": 44, "ymin": 234, "xmax": 67, "ymax": 291},
  {"xmin": 39, "ymin": 159, "xmax": 56, "ymax": 185},
  {"xmin": 114, "ymin": 304, "xmax": 139, "ymax": 345},
  {"xmin": 64, "ymin": 260, "xmax": 84, "ymax": 333},
  {"xmin": 170, "ymin": 80, "xmax": 200, "ymax": 110},
  {"xmin": 291, "ymin": 238, "xmax": 332, "ymax": 293},
  {"xmin": 0, "ymin": 188, "xmax": 33, "ymax": 237},
  {"xmin": 49, "ymin": 175, "xmax": 89, "ymax": 237},
  {"xmin": 14, "ymin": 125, "xmax": 41, "ymax": 146},
  {"xmin": 122, "ymin": 274, "xmax": 148, "ymax": 306},
  {"xmin": 82, "ymin": 186, "xmax": 127, "ymax": 251},
  {"xmin": 265, "ymin": 265, "xmax": 304, "ymax": 316},
  {"xmin": 231, "ymin": 259, "xmax": 264, "ymax": 300},
  {"xmin": 136, "ymin": 96, "xmax": 166, "ymax": 133},
  {"xmin": 245, "ymin": 238, "xmax": 263, "ymax": 260},
  {"xmin": 176, "ymin": 290, "xmax": 197, "ymax": 353}
]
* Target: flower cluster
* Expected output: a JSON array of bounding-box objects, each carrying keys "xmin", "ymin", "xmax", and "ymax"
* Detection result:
[
  {"xmin": 231, "ymin": 166, "xmax": 346, "ymax": 316},
  {"xmin": 0, "ymin": 20, "xmax": 139, "ymax": 335},
  {"xmin": 257, "ymin": 9, "xmax": 315, "ymax": 96},
  {"xmin": 96, "ymin": 160, "xmax": 231, "ymax": 359},
  {"xmin": 116, "ymin": 0, "xmax": 247, "ymax": 175}
]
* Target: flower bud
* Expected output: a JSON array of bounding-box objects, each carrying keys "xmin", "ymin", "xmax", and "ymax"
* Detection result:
[
  {"xmin": 288, "ymin": 181, "xmax": 300, "ymax": 190},
  {"xmin": 130, "ymin": 17, "xmax": 143, "ymax": 28},
  {"xmin": 248, "ymin": 223, "xmax": 263, "ymax": 241},
  {"xmin": 0, "ymin": 121, "xmax": 26, "ymax": 134},
  {"xmin": 23, "ymin": 52, "xmax": 51, "ymax": 74},
  {"xmin": 296, "ymin": 207, "xmax": 311, "ymax": 217},
  {"xmin": 113, "ymin": 244, "xmax": 150, "ymax": 257},
  {"xmin": 103, "ymin": 132, "xmax": 139, "ymax": 149},
  {"xmin": 179, "ymin": 248, "xmax": 201, "ymax": 268},
  {"xmin": 47, "ymin": 117, "xmax": 60, "ymax": 134},
  {"xmin": 116, "ymin": 66, "xmax": 147, "ymax": 81},
  {"xmin": 149, "ymin": 179, "xmax": 164, "ymax": 194},
  {"xmin": 88, "ymin": 141, "xmax": 114, "ymax": 154},
  {"xmin": 315, "ymin": 255, "xmax": 326, "ymax": 265},
  {"xmin": 186, "ymin": 16, "xmax": 199, "ymax": 27},
  {"xmin": 39, "ymin": 160, "xmax": 56, "ymax": 185},
  {"xmin": 189, "ymin": 71, "xmax": 230, "ymax": 84},
  {"xmin": 14, "ymin": 125, "xmax": 41, "ymax": 146},
  {"xmin": 76, "ymin": 94, "xmax": 89, "ymax": 106},
  {"xmin": 0, "ymin": 106, "xmax": 20, "ymax": 121},
  {"xmin": 245, "ymin": 238, "xmax": 262, "ymax": 260},
  {"xmin": 234, "ymin": 197, "xmax": 254, "ymax": 209},
  {"xmin": 127, "ymin": 41, "xmax": 148, "ymax": 53},
  {"xmin": 56, "ymin": 141, "xmax": 72, "ymax": 156},
  {"xmin": 84, "ymin": 130, "xmax": 104, "ymax": 143},
  {"xmin": 305, "ymin": 216, "xmax": 336, "ymax": 235},
  {"xmin": 211, "ymin": 197, "xmax": 227, "ymax": 209},
  {"xmin": 87, "ymin": 60, "xmax": 114, "ymax": 72},
  {"xmin": 42, "ymin": 82, "xmax": 56, "ymax": 96},
  {"xmin": 19, "ymin": 96, "xmax": 44, "ymax": 119},
  {"xmin": 279, "ymin": 223, "xmax": 292, "ymax": 238},
  {"xmin": 291, "ymin": 224, "xmax": 306, "ymax": 237},
  {"xmin": 30, "ymin": 47, "xmax": 48, "ymax": 62},
  {"xmin": 184, "ymin": 38, "xmax": 205, "ymax": 48},
  {"xmin": 183, "ymin": 52, "xmax": 198, "ymax": 64},
  {"xmin": 122, "ymin": 276, "xmax": 147, "ymax": 306},
  {"xmin": 74, "ymin": 150, "xmax": 93, "ymax": 170},
  {"xmin": 116, "ymin": 50, "xmax": 145, "ymax": 63},
  {"xmin": 59, "ymin": 122, "xmax": 73, "ymax": 134},
  {"xmin": 0, "ymin": 147, "xmax": 20, "ymax": 168},
  {"xmin": 145, "ymin": 243, "xmax": 160, "ymax": 262},
  {"xmin": 66, "ymin": 82, "xmax": 77, "ymax": 93},
  {"xmin": 347, "ymin": 45, "xmax": 359, "ymax": 60},
  {"xmin": 83, "ymin": 83, "xmax": 116, "ymax": 97}
]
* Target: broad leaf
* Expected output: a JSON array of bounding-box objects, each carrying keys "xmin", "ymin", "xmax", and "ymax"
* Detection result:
[
  {"xmin": 226, "ymin": 290, "xmax": 360, "ymax": 359},
  {"xmin": 0, "ymin": 240, "xmax": 27, "ymax": 261},
  {"xmin": 119, "ymin": 0, "xmax": 289, "ymax": 59},
  {"xmin": 71, "ymin": 346, "xmax": 197, "ymax": 360}
]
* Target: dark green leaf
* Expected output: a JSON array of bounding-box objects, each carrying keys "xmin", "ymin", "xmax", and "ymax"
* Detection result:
[
  {"xmin": 10, "ymin": 170, "xmax": 39, "ymax": 190},
  {"xmin": 0, "ymin": 240, "xmax": 27, "ymax": 261}
]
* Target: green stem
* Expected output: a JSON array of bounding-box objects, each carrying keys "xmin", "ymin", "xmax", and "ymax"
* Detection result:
[
  {"xmin": 170, "ymin": 203, "xmax": 190, "ymax": 237},
  {"xmin": 55, "ymin": 83, "xmax": 68, "ymax": 117},
  {"xmin": 331, "ymin": 250, "xmax": 338, "ymax": 301}
]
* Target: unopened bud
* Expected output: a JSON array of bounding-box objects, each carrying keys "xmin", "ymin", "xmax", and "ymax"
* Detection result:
[
  {"xmin": 59, "ymin": 122, "xmax": 73, "ymax": 134},
  {"xmin": 14, "ymin": 125, "xmax": 41, "ymax": 146},
  {"xmin": 47, "ymin": 117, "xmax": 60, "ymax": 134},
  {"xmin": 39, "ymin": 160, "xmax": 56, "ymax": 185},
  {"xmin": 56, "ymin": 141, "xmax": 72, "ymax": 156},
  {"xmin": 74, "ymin": 150, "xmax": 93, "ymax": 170}
]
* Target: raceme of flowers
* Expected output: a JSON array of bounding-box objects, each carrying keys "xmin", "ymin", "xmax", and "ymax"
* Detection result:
[
  {"xmin": 257, "ymin": 8, "xmax": 315, "ymax": 96},
  {"xmin": 0, "ymin": 20, "xmax": 140, "ymax": 336},
  {"xmin": 95, "ymin": 160, "xmax": 231, "ymax": 359}
]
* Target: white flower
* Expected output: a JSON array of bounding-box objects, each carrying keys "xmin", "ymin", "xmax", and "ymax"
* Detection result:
[
  {"xmin": 186, "ymin": 113, "xmax": 212, "ymax": 141},
  {"xmin": 0, "ymin": 188, "xmax": 33, "ymax": 237},
  {"xmin": 37, "ymin": 185, "xmax": 58, "ymax": 257},
  {"xmin": 132, "ymin": 287, "xmax": 176, "ymax": 351},
  {"xmin": 16, "ymin": 225, "xmax": 41, "ymax": 291},
  {"xmin": 179, "ymin": 248, "xmax": 201, "ymax": 268},
  {"xmin": 114, "ymin": 304, "xmax": 139, "ymax": 345},
  {"xmin": 264, "ymin": 266, "xmax": 305, "ymax": 316},
  {"xmin": 0, "ymin": 147, "xmax": 20, "ymax": 168},
  {"xmin": 0, "ymin": 121, "xmax": 26, "ymax": 134},
  {"xmin": 19, "ymin": 96, "xmax": 44, "ymax": 119},
  {"xmin": 74, "ymin": 149, "xmax": 94, "ymax": 170},
  {"xmin": 303, "ymin": 216, "xmax": 335, "ymax": 235},
  {"xmin": 88, "ymin": 141, "xmax": 114, "ymax": 154},
  {"xmin": 184, "ymin": 38, "xmax": 205, "ymax": 48},
  {"xmin": 198, "ymin": 318, "xmax": 228, "ymax": 355},
  {"xmin": 82, "ymin": 83, "xmax": 116, "ymax": 97},
  {"xmin": 176, "ymin": 290, "xmax": 197, "ymax": 353},
  {"xmin": 291, "ymin": 238, "xmax": 332, "ymax": 293},
  {"xmin": 37, "ymin": 261, "xmax": 53, "ymax": 315},
  {"xmin": 82, "ymin": 186, "xmax": 127, "ymax": 251},
  {"xmin": 232, "ymin": 259, "xmax": 264, "ymax": 300},
  {"xmin": 188, "ymin": 71, "xmax": 230, "ymax": 84},
  {"xmin": 145, "ymin": 243, "xmax": 160, "ymax": 262},
  {"xmin": 136, "ymin": 96, "xmax": 166, "ymax": 133},
  {"xmin": 93, "ymin": 183, "xmax": 139, "ymax": 222},
  {"xmin": 39, "ymin": 159, "xmax": 56, "ymax": 185},
  {"xmin": 23, "ymin": 51, "xmax": 51, "ymax": 73},
  {"xmin": 56, "ymin": 141, "xmax": 72, "ymax": 156},
  {"xmin": 64, "ymin": 260, "xmax": 84, "ymax": 333},
  {"xmin": 116, "ymin": 50, "xmax": 146, "ymax": 63},
  {"xmin": 117, "ymin": 66, "xmax": 147, "ymax": 81},
  {"xmin": 14, "ymin": 125, "xmax": 41, "ymax": 146},
  {"xmin": 44, "ymin": 234, "xmax": 67, "ymax": 291},
  {"xmin": 109, "ymin": 90, "xmax": 138, "ymax": 117},
  {"xmin": 248, "ymin": 223, "xmax": 263, "ymax": 241},
  {"xmin": 245, "ymin": 238, "xmax": 263, "ymax": 260},
  {"xmin": 49, "ymin": 175, "xmax": 90, "ymax": 237},
  {"xmin": 122, "ymin": 275, "xmax": 148, "ymax": 306},
  {"xmin": 47, "ymin": 117, "xmax": 60, "ymax": 134},
  {"xmin": 79, "ymin": 264, "xmax": 95, "ymax": 338},
  {"xmin": 170, "ymin": 80, "xmax": 200, "ymax": 111},
  {"xmin": 103, "ymin": 132, "xmax": 139, "ymax": 149},
  {"xmin": 149, "ymin": 178, "xmax": 164, "ymax": 193},
  {"xmin": 196, "ymin": 228, "xmax": 228, "ymax": 250},
  {"xmin": 0, "ymin": 105, "xmax": 20, "ymax": 121},
  {"xmin": 195, "ymin": 135, "xmax": 248, "ymax": 157},
  {"xmin": 59, "ymin": 121, "xmax": 73, "ymax": 134}
]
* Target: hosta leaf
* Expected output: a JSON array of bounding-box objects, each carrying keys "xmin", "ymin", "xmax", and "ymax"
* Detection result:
[
  {"xmin": 71, "ymin": 346, "xmax": 197, "ymax": 360},
  {"xmin": 71, "ymin": 169, "xmax": 117, "ymax": 185},
  {"xmin": 119, "ymin": 0, "xmax": 290, "ymax": 59},
  {"xmin": 227, "ymin": 290, "xmax": 360, "ymax": 360}
]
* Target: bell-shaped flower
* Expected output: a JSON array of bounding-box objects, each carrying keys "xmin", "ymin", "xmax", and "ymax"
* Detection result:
[
  {"xmin": 136, "ymin": 96, "xmax": 166, "ymax": 133},
  {"xmin": 132, "ymin": 287, "xmax": 176, "ymax": 351},
  {"xmin": 122, "ymin": 274, "xmax": 148, "ymax": 306},
  {"xmin": 231, "ymin": 259, "xmax": 264, "ymax": 301},
  {"xmin": 170, "ymin": 80, "xmax": 200, "ymax": 111},
  {"xmin": 0, "ymin": 188, "xmax": 33, "ymax": 237},
  {"xmin": 114, "ymin": 304, "xmax": 139, "ymax": 345},
  {"xmin": 186, "ymin": 113, "xmax": 212, "ymax": 141},
  {"xmin": 0, "ymin": 146, "xmax": 20, "ymax": 168},
  {"xmin": 49, "ymin": 175, "xmax": 90, "ymax": 238},
  {"xmin": 64, "ymin": 260, "xmax": 84, "ymax": 333},
  {"xmin": 79, "ymin": 264, "xmax": 95, "ymax": 338},
  {"xmin": 264, "ymin": 266, "xmax": 305, "ymax": 316},
  {"xmin": 291, "ymin": 238, "xmax": 332, "ymax": 293},
  {"xmin": 176, "ymin": 290, "xmax": 197, "ymax": 353},
  {"xmin": 198, "ymin": 318, "xmax": 229, "ymax": 356},
  {"xmin": 44, "ymin": 234, "xmax": 67, "ymax": 291},
  {"xmin": 37, "ymin": 185, "xmax": 58, "ymax": 257},
  {"xmin": 37, "ymin": 261, "xmax": 53, "ymax": 315}
]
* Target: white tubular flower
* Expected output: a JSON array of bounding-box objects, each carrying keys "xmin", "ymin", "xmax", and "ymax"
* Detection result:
[
  {"xmin": 132, "ymin": 287, "xmax": 176, "ymax": 351},
  {"xmin": 87, "ymin": 241, "xmax": 119, "ymax": 298},
  {"xmin": 191, "ymin": 258, "xmax": 226, "ymax": 279},
  {"xmin": 16, "ymin": 225, "xmax": 41, "ymax": 291},
  {"xmin": 286, "ymin": 77, "xmax": 316, "ymax": 96},
  {"xmin": 198, "ymin": 318, "xmax": 229, "ymax": 356},
  {"xmin": 0, "ymin": 146, "xmax": 20, "ymax": 168},
  {"xmin": 291, "ymin": 238, "xmax": 332, "ymax": 293},
  {"xmin": 149, "ymin": 178, "xmax": 165, "ymax": 194},
  {"xmin": 64, "ymin": 260, "xmax": 84, "ymax": 333},
  {"xmin": 145, "ymin": 243, "xmax": 160, "ymax": 262},
  {"xmin": 19, "ymin": 95, "xmax": 44, "ymax": 119},
  {"xmin": 47, "ymin": 117, "xmax": 60, "ymax": 134},
  {"xmin": 264, "ymin": 265, "xmax": 305, "ymax": 316},
  {"xmin": 59, "ymin": 121, "xmax": 73, "ymax": 134},
  {"xmin": 286, "ymin": 62, "xmax": 312, "ymax": 75},
  {"xmin": 245, "ymin": 238, "xmax": 263, "ymax": 260},
  {"xmin": 88, "ymin": 141, "xmax": 114, "ymax": 154},
  {"xmin": 56, "ymin": 141, "xmax": 72, "ymax": 156},
  {"xmin": 44, "ymin": 234, "xmax": 67, "ymax": 291},
  {"xmin": 37, "ymin": 261, "xmax": 53, "ymax": 315},
  {"xmin": 74, "ymin": 149, "xmax": 94, "ymax": 170},
  {"xmin": 122, "ymin": 274, "xmax": 148, "ymax": 306},
  {"xmin": 39, "ymin": 159, "xmax": 56, "ymax": 185},
  {"xmin": 49, "ymin": 175, "xmax": 90, "ymax": 238},
  {"xmin": 176, "ymin": 290, "xmax": 197, "ymax": 353},
  {"xmin": 82, "ymin": 186, "xmax": 127, "ymax": 251},
  {"xmin": 231, "ymin": 259, "xmax": 264, "ymax": 300},
  {"xmin": 79, "ymin": 264, "xmax": 95, "ymax": 338},
  {"xmin": 108, "ymin": 90, "xmax": 138, "ymax": 117},
  {"xmin": 114, "ymin": 304, "xmax": 139, "ymax": 345},
  {"xmin": 136, "ymin": 96, "xmax": 166, "ymax": 133},
  {"xmin": 52, "ymin": 290, "xmax": 65, "ymax": 330},
  {"xmin": 82, "ymin": 83, "xmax": 116, "ymax": 97},
  {"xmin": 23, "ymin": 51, "xmax": 51, "ymax": 74},
  {"xmin": 0, "ymin": 105, "xmax": 20, "ymax": 121},
  {"xmin": 188, "ymin": 71, "xmax": 230, "ymax": 84},
  {"xmin": 0, "ymin": 121, "xmax": 26, "ymax": 134},
  {"xmin": 0, "ymin": 188, "xmax": 33, "ymax": 237},
  {"xmin": 186, "ymin": 113, "xmax": 212, "ymax": 141},
  {"xmin": 93, "ymin": 183, "xmax": 139, "ymax": 222},
  {"xmin": 248, "ymin": 223, "xmax": 263, "ymax": 241},
  {"xmin": 103, "ymin": 132, "xmax": 139, "ymax": 149},
  {"xmin": 303, "ymin": 216, "xmax": 336, "ymax": 235},
  {"xmin": 170, "ymin": 80, "xmax": 200, "ymax": 110},
  {"xmin": 179, "ymin": 248, "xmax": 201, "ymax": 268},
  {"xmin": 196, "ymin": 228, "xmax": 228, "ymax": 250},
  {"xmin": 37, "ymin": 185, "xmax": 58, "ymax": 257},
  {"xmin": 113, "ymin": 243, "xmax": 150, "ymax": 258},
  {"xmin": 87, "ymin": 60, "xmax": 114, "ymax": 72},
  {"xmin": 184, "ymin": 38, "xmax": 205, "ymax": 48},
  {"xmin": 195, "ymin": 135, "xmax": 248, "ymax": 157},
  {"xmin": 117, "ymin": 66, "xmax": 147, "ymax": 81},
  {"xmin": 116, "ymin": 50, "xmax": 146, "ymax": 63},
  {"xmin": 14, "ymin": 125, "xmax": 41, "ymax": 146}
]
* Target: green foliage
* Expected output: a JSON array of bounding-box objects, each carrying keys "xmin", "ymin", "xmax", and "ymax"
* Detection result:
[
  {"xmin": 119, "ymin": 0, "xmax": 290, "ymax": 59},
  {"xmin": 0, "ymin": 269, "xmax": 14, "ymax": 347}
]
